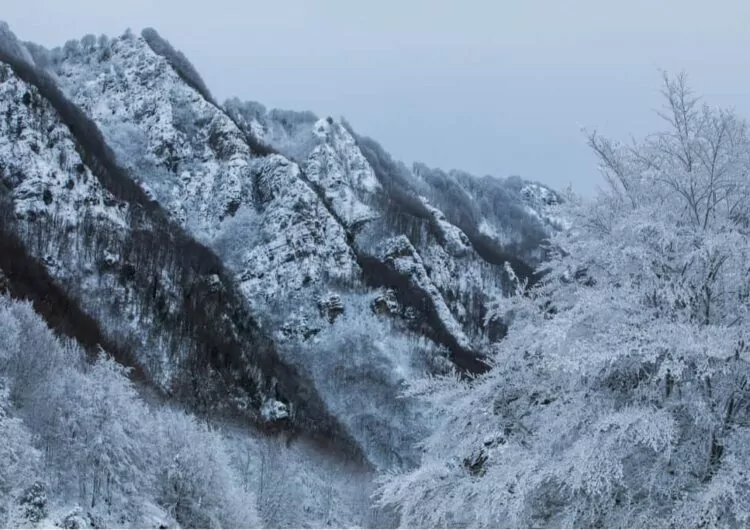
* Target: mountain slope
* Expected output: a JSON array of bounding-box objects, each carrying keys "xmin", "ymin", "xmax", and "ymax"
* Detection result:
[
  {"xmin": 0, "ymin": 30, "xmax": 365, "ymax": 464},
  {"xmin": 1, "ymin": 21, "xmax": 560, "ymax": 503}
]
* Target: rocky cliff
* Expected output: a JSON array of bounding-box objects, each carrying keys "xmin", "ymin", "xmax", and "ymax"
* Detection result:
[{"xmin": 0, "ymin": 23, "xmax": 560, "ymax": 470}]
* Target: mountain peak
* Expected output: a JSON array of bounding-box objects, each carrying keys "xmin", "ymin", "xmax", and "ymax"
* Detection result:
[{"xmin": 0, "ymin": 20, "xmax": 562, "ymax": 527}]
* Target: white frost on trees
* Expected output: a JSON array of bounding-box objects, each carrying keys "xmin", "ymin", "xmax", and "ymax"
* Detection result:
[
  {"xmin": 0, "ymin": 295, "xmax": 261, "ymax": 528},
  {"xmin": 376, "ymin": 73, "xmax": 750, "ymax": 528}
]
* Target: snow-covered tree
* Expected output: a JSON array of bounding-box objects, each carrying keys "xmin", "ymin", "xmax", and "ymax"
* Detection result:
[
  {"xmin": 376, "ymin": 73, "xmax": 750, "ymax": 528},
  {"xmin": 273, "ymin": 291, "xmax": 432, "ymax": 469},
  {"xmin": 0, "ymin": 295, "xmax": 259, "ymax": 527},
  {"xmin": 0, "ymin": 381, "xmax": 42, "ymax": 526},
  {"xmin": 155, "ymin": 410, "xmax": 260, "ymax": 528}
]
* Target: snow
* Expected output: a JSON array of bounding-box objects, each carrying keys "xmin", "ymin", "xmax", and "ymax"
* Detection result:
[
  {"xmin": 260, "ymin": 399, "xmax": 290, "ymax": 422},
  {"xmin": 49, "ymin": 35, "xmax": 367, "ymax": 328},
  {"xmin": 378, "ymin": 236, "xmax": 474, "ymax": 352},
  {"xmin": 520, "ymin": 182, "xmax": 569, "ymax": 230},
  {"xmin": 237, "ymin": 154, "xmax": 359, "ymax": 307},
  {"xmin": 478, "ymin": 217, "xmax": 499, "ymax": 239},
  {"xmin": 249, "ymin": 117, "xmax": 266, "ymax": 141},
  {"xmin": 53, "ymin": 33, "xmax": 252, "ymax": 239},
  {"xmin": 0, "ymin": 22, "xmax": 586, "ymax": 530},
  {"xmin": 0, "ymin": 25, "xmax": 566, "ymax": 525},
  {"xmin": 419, "ymin": 196, "xmax": 472, "ymax": 256},
  {"xmin": 521, "ymin": 182, "xmax": 559, "ymax": 206},
  {"xmin": 312, "ymin": 117, "xmax": 333, "ymax": 140},
  {"xmin": 0, "ymin": 60, "xmax": 198, "ymax": 391},
  {"xmin": 41, "ymin": 32, "xmax": 524, "ymax": 362},
  {"xmin": 0, "ymin": 65, "xmax": 128, "ymax": 231},
  {"xmin": 305, "ymin": 118, "xmax": 382, "ymax": 227}
]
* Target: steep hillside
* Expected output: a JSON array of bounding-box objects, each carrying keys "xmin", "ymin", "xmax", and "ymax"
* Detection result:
[
  {"xmin": 1, "ymin": 21, "xmax": 560, "ymax": 514},
  {"xmin": 0, "ymin": 29, "xmax": 363, "ymax": 464}
]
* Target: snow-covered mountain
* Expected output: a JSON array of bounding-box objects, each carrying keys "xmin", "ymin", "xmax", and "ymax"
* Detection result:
[{"xmin": 0, "ymin": 22, "xmax": 560, "ymax": 527}]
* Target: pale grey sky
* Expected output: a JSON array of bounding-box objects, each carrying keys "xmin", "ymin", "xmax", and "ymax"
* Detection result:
[{"xmin": 5, "ymin": 0, "xmax": 750, "ymax": 193}]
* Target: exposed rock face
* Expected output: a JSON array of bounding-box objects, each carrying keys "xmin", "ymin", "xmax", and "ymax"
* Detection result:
[
  {"xmin": 318, "ymin": 292, "xmax": 345, "ymax": 324},
  {"xmin": 260, "ymin": 398, "xmax": 290, "ymax": 422},
  {"xmin": 305, "ymin": 117, "xmax": 382, "ymax": 228},
  {"xmin": 239, "ymin": 154, "xmax": 359, "ymax": 307},
  {"xmin": 0, "ymin": 39, "xmax": 361, "ymax": 463},
  {"xmin": 0, "ymin": 25, "xmax": 561, "ymax": 468},
  {"xmin": 51, "ymin": 31, "xmax": 252, "ymax": 236}
]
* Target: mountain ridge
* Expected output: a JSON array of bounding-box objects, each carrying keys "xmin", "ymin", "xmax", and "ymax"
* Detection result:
[{"xmin": 0, "ymin": 21, "xmax": 560, "ymax": 473}]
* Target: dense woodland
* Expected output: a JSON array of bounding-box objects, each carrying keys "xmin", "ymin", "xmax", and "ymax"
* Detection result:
[
  {"xmin": 377, "ymin": 74, "xmax": 750, "ymax": 528},
  {"xmin": 0, "ymin": 33, "xmax": 364, "ymax": 459},
  {"xmin": 2, "ymin": 18, "xmax": 750, "ymax": 530}
]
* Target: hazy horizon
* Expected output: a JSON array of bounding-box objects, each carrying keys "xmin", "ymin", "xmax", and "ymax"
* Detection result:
[{"xmin": 5, "ymin": 0, "xmax": 750, "ymax": 194}]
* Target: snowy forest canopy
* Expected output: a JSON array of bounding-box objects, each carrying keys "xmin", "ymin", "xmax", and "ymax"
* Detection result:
[
  {"xmin": 2, "ymin": 17, "xmax": 750, "ymax": 528},
  {"xmin": 376, "ymin": 73, "xmax": 750, "ymax": 528},
  {"xmin": 2, "ymin": 68, "xmax": 749, "ymax": 528}
]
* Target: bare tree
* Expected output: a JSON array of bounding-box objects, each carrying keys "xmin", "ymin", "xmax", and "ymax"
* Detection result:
[
  {"xmin": 256, "ymin": 439, "xmax": 294, "ymax": 527},
  {"xmin": 589, "ymin": 71, "xmax": 750, "ymax": 230}
]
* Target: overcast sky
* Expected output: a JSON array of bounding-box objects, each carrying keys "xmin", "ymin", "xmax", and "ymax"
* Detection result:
[{"xmin": 5, "ymin": 0, "xmax": 750, "ymax": 193}]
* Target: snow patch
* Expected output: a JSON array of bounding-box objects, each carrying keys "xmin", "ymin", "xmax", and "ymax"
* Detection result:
[
  {"xmin": 305, "ymin": 118, "xmax": 382, "ymax": 227},
  {"xmin": 419, "ymin": 196, "xmax": 472, "ymax": 256},
  {"xmin": 261, "ymin": 399, "xmax": 290, "ymax": 421},
  {"xmin": 379, "ymin": 236, "xmax": 474, "ymax": 352}
]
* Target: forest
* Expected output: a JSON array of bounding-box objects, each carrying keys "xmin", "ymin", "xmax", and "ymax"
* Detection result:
[
  {"xmin": 1, "ymin": 17, "xmax": 750, "ymax": 529},
  {"xmin": 377, "ymin": 73, "xmax": 750, "ymax": 528}
]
